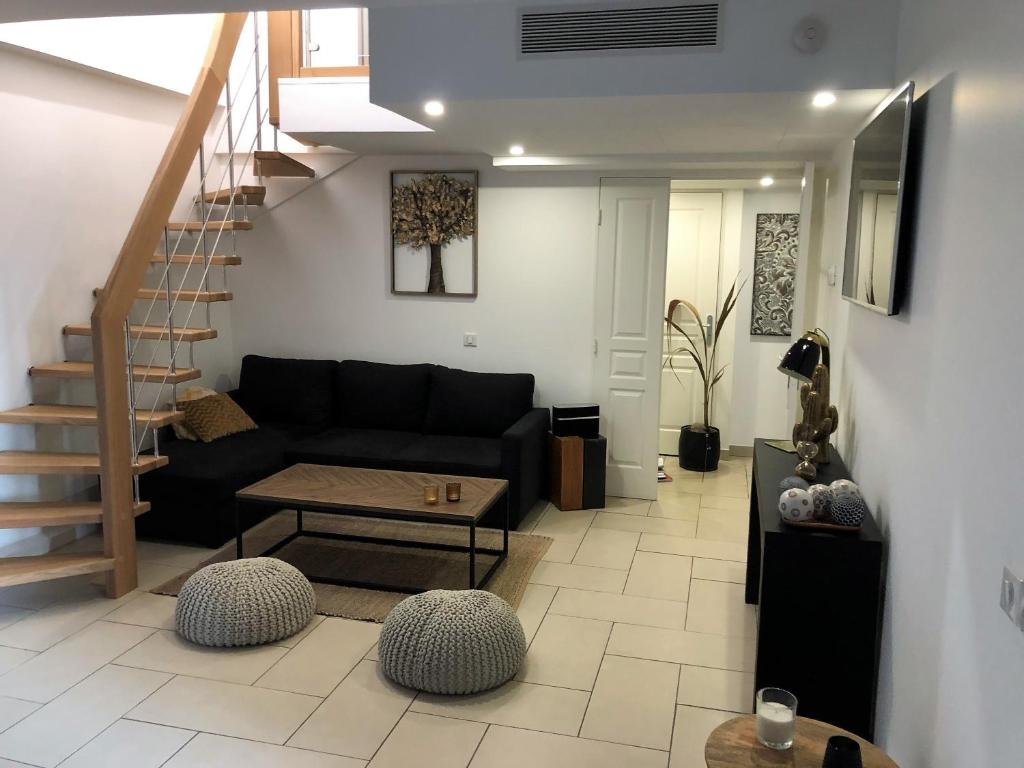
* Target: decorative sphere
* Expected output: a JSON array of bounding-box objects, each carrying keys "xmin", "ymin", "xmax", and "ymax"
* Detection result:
[
  {"xmin": 778, "ymin": 476, "xmax": 810, "ymax": 493},
  {"xmin": 830, "ymin": 493, "xmax": 868, "ymax": 527},
  {"xmin": 829, "ymin": 479, "xmax": 862, "ymax": 499},
  {"xmin": 807, "ymin": 484, "xmax": 835, "ymax": 520},
  {"xmin": 778, "ymin": 488, "xmax": 814, "ymax": 522}
]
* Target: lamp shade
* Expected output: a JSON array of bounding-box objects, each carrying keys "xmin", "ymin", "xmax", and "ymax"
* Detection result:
[{"xmin": 778, "ymin": 330, "xmax": 830, "ymax": 383}]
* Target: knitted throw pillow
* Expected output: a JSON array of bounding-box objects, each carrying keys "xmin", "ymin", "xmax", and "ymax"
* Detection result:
[
  {"xmin": 180, "ymin": 393, "xmax": 257, "ymax": 443},
  {"xmin": 171, "ymin": 386, "xmax": 218, "ymax": 440}
]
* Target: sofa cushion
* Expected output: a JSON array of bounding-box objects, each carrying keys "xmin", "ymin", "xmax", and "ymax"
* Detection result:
[
  {"xmin": 424, "ymin": 367, "xmax": 534, "ymax": 438},
  {"xmin": 395, "ymin": 435, "xmax": 502, "ymax": 477},
  {"xmin": 336, "ymin": 361, "xmax": 434, "ymax": 432},
  {"xmin": 287, "ymin": 428, "xmax": 421, "ymax": 469},
  {"xmin": 237, "ymin": 355, "xmax": 337, "ymax": 427}
]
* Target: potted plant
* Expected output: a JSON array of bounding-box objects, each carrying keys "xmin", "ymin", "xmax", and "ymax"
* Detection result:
[{"xmin": 665, "ymin": 276, "xmax": 743, "ymax": 472}]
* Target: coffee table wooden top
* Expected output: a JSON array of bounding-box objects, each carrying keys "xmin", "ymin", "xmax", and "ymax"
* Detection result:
[
  {"xmin": 705, "ymin": 715, "xmax": 898, "ymax": 768},
  {"xmin": 236, "ymin": 464, "xmax": 508, "ymax": 523}
]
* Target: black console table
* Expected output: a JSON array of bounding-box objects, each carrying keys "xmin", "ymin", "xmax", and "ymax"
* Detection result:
[{"xmin": 746, "ymin": 438, "xmax": 885, "ymax": 741}]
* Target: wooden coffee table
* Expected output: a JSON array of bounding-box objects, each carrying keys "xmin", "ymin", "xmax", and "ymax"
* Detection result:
[
  {"xmin": 705, "ymin": 715, "xmax": 899, "ymax": 767},
  {"xmin": 235, "ymin": 464, "xmax": 509, "ymax": 593}
]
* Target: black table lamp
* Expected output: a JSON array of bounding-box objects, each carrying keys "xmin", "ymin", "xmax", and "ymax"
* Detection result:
[{"xmin": 778, "ymin": 328, "xmax": 838, "ymax": 473}]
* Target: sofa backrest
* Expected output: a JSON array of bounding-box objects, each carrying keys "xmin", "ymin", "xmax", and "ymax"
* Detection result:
[
  {"xmin": 424, "ymin": 366, "xmax": 535, "ymax": 438},
  {"xmin": 335, "ymin": 360, "xmax": 435, "ymax": 432},
  {"xmin": 237, "ymin": 354, "xmax": 337, "ymax": 427}
]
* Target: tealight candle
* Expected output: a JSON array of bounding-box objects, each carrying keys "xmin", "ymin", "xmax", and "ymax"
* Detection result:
[
  {"xmin": 423, "ymin": 484, "xmax": 440, "ymax": 504},
  {"xmin": 446, "ymin": 482, "xmax": 462, "ymax": 502},
  {"xmin": 756, "ymin": 688, "xmax": 797, "ymax": 750}
]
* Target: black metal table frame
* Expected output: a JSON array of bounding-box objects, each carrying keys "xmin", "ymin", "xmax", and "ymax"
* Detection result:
[{"xmin": 234, "ymin": 490, "xmax": 509, "ymax": 593}]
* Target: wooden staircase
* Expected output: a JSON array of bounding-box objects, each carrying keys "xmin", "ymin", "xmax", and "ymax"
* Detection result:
[{"xmin": 0, "ymin": 12, "xmax": 316, "ymax": 595}]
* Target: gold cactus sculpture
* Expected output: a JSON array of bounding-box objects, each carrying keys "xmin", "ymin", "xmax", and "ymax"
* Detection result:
[{"xmin": 792, "ymin": 364, "xmax": 838, "ymax": 465}]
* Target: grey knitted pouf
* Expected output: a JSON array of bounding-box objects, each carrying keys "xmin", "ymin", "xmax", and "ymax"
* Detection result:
[
  {"xmin": 378, "ymin": 589, "xmax": 526, "ymax": 695},
  {"xmin": 176, "ymin": 557, "xmax": 316, "ymax": 647}
]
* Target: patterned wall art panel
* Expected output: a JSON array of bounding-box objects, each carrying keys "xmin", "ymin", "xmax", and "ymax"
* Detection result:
[{"xmin": 750, "ymin": 212, "xmax": 800, "ymax": 336}]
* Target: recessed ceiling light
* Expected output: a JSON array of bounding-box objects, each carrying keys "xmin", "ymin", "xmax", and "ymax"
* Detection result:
[
  {"xmin": 812, "ymin": 91, "xmax": 837, "ymax": 108},
  {"xmin": 760, "ymin": 176, "xmax": 775, "ymax": 187},
  {"xmin": 508, "ymin": 145, "xmax": 525, "ymax": 156},
  {"xmin": 423, "ymin": 100, "xmax": 445, "ymax": 117}
]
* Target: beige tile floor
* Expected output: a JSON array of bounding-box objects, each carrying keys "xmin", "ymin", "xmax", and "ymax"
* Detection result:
[{"xmin": 0, "ymin": 457, "xmax": 755, "ymax": 768}]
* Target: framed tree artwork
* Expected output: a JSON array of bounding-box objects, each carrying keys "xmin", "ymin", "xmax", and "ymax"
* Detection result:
[{"xmin": 390, "ymin": 170, "xmax": 478, "ymax": 297}]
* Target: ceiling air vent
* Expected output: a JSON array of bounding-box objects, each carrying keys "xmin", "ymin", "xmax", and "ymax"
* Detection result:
[{"xmin": 519, "ymin": 2, "xmax": 720, "ymax": 57}]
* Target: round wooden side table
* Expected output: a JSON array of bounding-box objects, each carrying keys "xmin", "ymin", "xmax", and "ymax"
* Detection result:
[{"xmin": 705, "ymin": 715, "xmax": 899, "ymax": 767}]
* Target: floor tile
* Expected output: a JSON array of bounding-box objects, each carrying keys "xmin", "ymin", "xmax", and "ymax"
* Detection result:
[
  {"xmin": 116, "ymin": 629, "xmax": 290, "ymax": 685},
  {"xmin": 135, "ymin": 562, "xmax": 190, "ymax": 592},
  {"xmin": 572, "ymin": 528, "xmax": 639, "ymax": 570},
  {"xmin": 135, "ymin": 541, "xmax": 211, "ymax": 570},
  {"xmin": 639, "ymin": 534, "xmax": 746, "ymax": 563},
  {"xmin": 59, "ymin": 719, "xmax": 193, "ymax": 768},
  {"xmin": 669, "ymin": 706, "xmax": 735, "ymax": 768},
  {"xmin": 412, "ymin": 680, "xmax": 589, "ymax": 736},
  {"xmin": 606, "ymin": 625, "xmax": 754, "ymax": 672},
  {"xmin": 103, "ymin": 593, "xmax": 178, "ymax": 631},
  {"xmin": 128, "ymin": 675, "xmax": 320, "ymax": 745},
  {"xmin": 256, "ymin": 617, "xmax": 379, "ymax": 696},
  {"xmin": 364, "ymin": 643, "xmax": 380, "ymax": 661},
  {"xmin": 288, "ymin": 661, "xmax": 414, "ymax": 759},
  {"xmin": 691, "ymin": 558, "xmax": 746, "ymax": 584},
  {"xmin": 165, "ymin": 732, "xmax": 366, "ymax": 767},
  {"xmin": 0, "ymin": 576, "xmax": 100, "ymax": 611},
  {"xmin": 699, "ymin": 495, "xmax": 749, "ymax": 513},
  {"xmin": 0, "ymin": 697, "xmax": 38, "ymax": 732},
  {"xmin": 468, "ymin": 725, "xmax": 668, "ymax": 768},
  {"xmin": 0, "ymin": 593, "xmax": 138, "ymax": 652},
  {"xmin": 0, "ymin": 621, "xmax": 154, "ymax": 703},
  {"xmin": 277, "ymin": 615, "xmax": 326, "ymax": 648},
  {"xmin": 549, "ymin": 588, "xmax": 686, "ymax": 630},
  {"xmin": 685, "ymin": 580, "xmax": 756, "ymax": 638},
  {"xmin": 602, "ymin": 498, "xmax": 652, "ymax": 516},
  {"xmin": 516, "ymin": 584, "xmax": 557, "ymax": 643},
  {"xmin": 516, "ymin": 614, "xmax": 610, "ymax": 691},
  {"xmin": 677, "ymin": 665, "xmax": 753, "ymax": 713},
  {"xmin": 696, "ymin": 508, "xmax": 747, "ymax": 543},
  {"xmin": 515, "ymin": 501, "xmax": 549, "ymax": 534},
  {"xmin": 649, "ymin": 495, "xmax": 700, "ymax": 521},
  {"xmin": 694, "ymin": 478, "xmax": 747, "ymax": 499},
  {"xmin": 0, "ymin": 650, "xmax": 33, "ymax": 678},
  {"xmin": 0, "ymin": 609, "xmax": 31, "ymax": 634},
  {"xmin": 528, "ymin": 561, "xmax": 627, "ymax": 594},
  {"xmin": 580, "ymin": 655, "xmax": 677, "ymax": 750},
  {"xmin": 370, "ymin": 711, "xmax": 485, "ymax": 768},
  {"xmin": 0, "ymin": 664, "xmax": 171, "ymax": 768},
  {"xmin": 624, "ymin": 552, "xmax": 693, "ymax": 602},
  {"xmin": 591, "ymin": 513, "xmax": 697, "ymax": 538},
  {"xmin": 533, "ymin": 509, "xmax": 595, "ymax": 563}
]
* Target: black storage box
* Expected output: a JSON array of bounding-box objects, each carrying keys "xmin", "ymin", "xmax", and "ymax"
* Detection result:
[{"xmin": 552, "ymin": 403, "xmax": 600, "ymax": 438}]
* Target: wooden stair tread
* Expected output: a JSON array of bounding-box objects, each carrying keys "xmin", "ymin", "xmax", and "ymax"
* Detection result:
[
  {"xmin": 198, "ymin": 185, "xmax": 266, "ymax": 206},
  {"xmin": 166, "ymin": 220, "xmax": 254, "ymax": 232},
  {"xmin": 65, "ymin": 323, "xmax": 218, "ymax": 343},
  {"xmin": 0, "ymin": 404, "xmax": 184, "ymax": 428},
  {"xmin": 0, "ymin": 553, "xmax": 116, "ymax": 588},
  {"xmin": 253, "ymin": 150, "xmax": 316, "ymax": 178},
  {"xmin": 0, "ymin": 451, "xmax": 168, "ymax": 475},
  {"xmin": 0, "ymin": 501, "xmax": 149, "ymax": 529},
  {"xmin": 149, "ymin": 254, "xmax": 242, "ymax": 266},
  {"xmin": 29, "ymin": 361, "xmax": 201, "ymax": 384},
  {"xmin": 95, "ymin": 287, "xmax": 232, "ymax": 303}
]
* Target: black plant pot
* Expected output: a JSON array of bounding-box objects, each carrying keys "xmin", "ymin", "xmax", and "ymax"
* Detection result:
[{"xmin": 679, "ymin": 425, "xmax": 721, "ymax": 472}]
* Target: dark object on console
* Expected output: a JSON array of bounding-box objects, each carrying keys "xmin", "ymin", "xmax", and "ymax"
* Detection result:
[
  {"xmin": 139, "ymin": 356, "xmax": 548, "ymax": 547},
  {"xmin": 582, "ymin": 436, "xmax": 606, "ymax": 510},
  {"xmin": 551, "ymin": 403, "xmax": 599, "ymax": 438},
  {"xmin": 746, "ymin": 438, "xmax": 884, "ymax": 741},
  {"xmin": 822, "ymin": 736, "xmax": 864, "ymax": 768}
]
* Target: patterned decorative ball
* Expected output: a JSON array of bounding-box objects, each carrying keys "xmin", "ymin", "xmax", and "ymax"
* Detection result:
[
  {"xmin": 379, "ymin": 589, "xmax": 526, "ymax": 695},
  {"xmin": 808, "ymin": 484, "xmax": 835, "ymax": 520},
  {"xmin": 778, "ymin": 488, "xmax": 814, "ymax": 522},
  {"xmin": 778, "ymin": 476, "xmax": 810, "ymax": 493},
  {"xmin": 829, "ymin": 479, "xmax": 862, "ymax": 499},
  {"xmin": 830, "ymin": 493, "xmax": 868, "ymax": 527},
  {"xmin": 176, "ymin": 557, "xmax": 316, "ymax": 647}
]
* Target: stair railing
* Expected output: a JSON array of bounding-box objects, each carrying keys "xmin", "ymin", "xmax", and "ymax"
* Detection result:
[{"xmin": 91, "ymin": 13, "xmax": 249, "ymax": 597}]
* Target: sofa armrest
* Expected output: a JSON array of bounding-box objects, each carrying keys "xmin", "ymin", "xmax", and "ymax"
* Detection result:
[{"xmin": 501, "ymin": 408, "xmax": 550, "ymax": 527}]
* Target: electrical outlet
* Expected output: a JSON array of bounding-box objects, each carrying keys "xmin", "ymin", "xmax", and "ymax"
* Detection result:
[
  {"xmin": 463, "ymin": 332, "xmax": 478, "ymax": 348},
  {"xmin": 1000, "ymin": 567, "xmax": 1024, "ymax": 629}
]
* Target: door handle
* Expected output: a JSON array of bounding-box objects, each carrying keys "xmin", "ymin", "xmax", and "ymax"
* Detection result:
[{"xmin": 705, "ymin": 314, "xmax": 715, "ymax": 345}]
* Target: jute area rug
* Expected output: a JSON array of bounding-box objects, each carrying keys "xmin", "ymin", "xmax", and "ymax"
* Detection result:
[{"xmin": 151, "ymin": 510, "xmax": 553, "ymax": 623}]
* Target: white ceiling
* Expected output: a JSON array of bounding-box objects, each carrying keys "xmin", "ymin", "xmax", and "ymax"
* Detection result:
[{"xmin": 287, "ymin": 89, "xmax": 890, "ymax": 162}]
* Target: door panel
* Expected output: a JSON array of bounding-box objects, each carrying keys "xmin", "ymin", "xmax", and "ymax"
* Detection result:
[{"xmin": 593, "ymin": 178, "xmax": 670, "ymax": 500}]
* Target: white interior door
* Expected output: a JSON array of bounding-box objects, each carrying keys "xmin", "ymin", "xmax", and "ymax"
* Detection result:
[
  {"xmin": 593, "ymin": 178, "xmax": 670, "ymax": 500},
  {"xmin": 660, "ymin": 193, "xmax": 723, "ymax": 455}
]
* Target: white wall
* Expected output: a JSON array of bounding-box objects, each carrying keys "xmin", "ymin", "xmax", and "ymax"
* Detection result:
[
  {"xmin": 231, "ymin": 156, "xmax": 600, "ymax": 407},
  {"xmin": 0, "ymin": 45, "xmax": 236, "ymax": 554},
  {"xmin": 814, "ymin": 0, "xmax": 1024, "ymax": 764},
  {"xmin": 727, "ymin": 188, "xmax": 803, "ymax": 449}
]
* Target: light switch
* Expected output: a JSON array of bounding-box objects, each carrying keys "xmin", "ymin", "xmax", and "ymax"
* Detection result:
[
  {"xmin": 463, "ymin": 332, "xmax": 478, "ymax": 348},
  {"xmin": 1000, "ymin": 567, "xmax": 1024, "ymax": 630}
]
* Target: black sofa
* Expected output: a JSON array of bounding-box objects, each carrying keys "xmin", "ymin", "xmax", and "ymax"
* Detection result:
[{"xmin": 137, "ymin": 355, "xmax": 549, "ymax": 547}]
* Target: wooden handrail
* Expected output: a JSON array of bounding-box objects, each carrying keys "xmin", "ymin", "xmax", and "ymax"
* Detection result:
[{"xmin": 90, "ymin": 12, "xmax": 247, "ymax": 598}]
